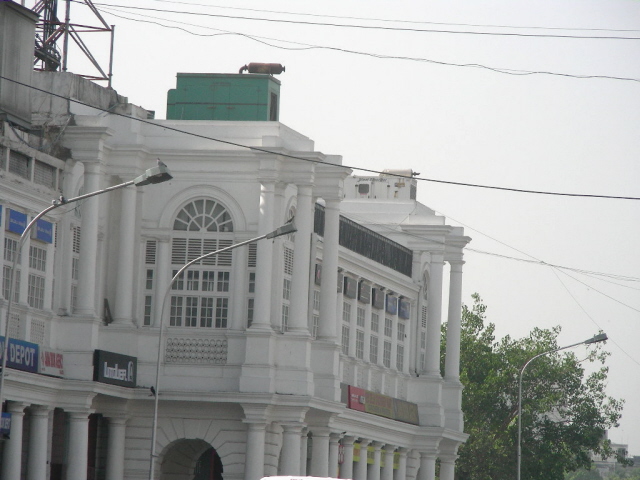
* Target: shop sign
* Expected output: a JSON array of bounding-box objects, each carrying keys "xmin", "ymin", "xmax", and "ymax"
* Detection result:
[
  {"xmin": 0, "ymin": 413, "xmax": 10, "ymax": 438},
  {"xmin": 39, "ymin": 347, "xmax": 64, "ymax": 377},
  {"xmin": 346, "ymin": 384, "xmax": 419, "ymax": 425},
  {"xmin": 34, "ymin": 219, "xmax": 53, "ymax": 243},
  {"xmin": 344, "ymin": 276, "xmax": 357, "ymax": 299},
  {"xmin": 0, "ymin": 336, "xmax": 39, "ymax": 373},
  {"xmin": 7, "ymin": 209, "xmax": 27, "ymax": 235},
  {"xmin": 358, "ymin": 282, "xmax": 371, "ymax": 304},
  {"xmin": 386, "ymin": 295, "xmax": 398, "ymax": 315},
  {"xmin": 372, "ymin": 288, "xmax": 385, "ymax": 310},
  {"xmin": 93, "ymin": 350, "xmax": 137, "ymax": 387},
  {"xmin": 399, "ymin": 298, "xmax": 411, "ymax": 319}
]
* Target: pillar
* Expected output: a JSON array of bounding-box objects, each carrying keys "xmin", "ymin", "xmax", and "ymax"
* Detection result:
[
  {"xmin": 439, "ymin": 455, "xmax": 457, "ymax": 480},
  {"xmin": 244, "ymin": 422, "xmax": 267, "ymax": 480},
  {"xmin": 1, "ymin": 402, "xmax": 28, "ymax": 480},
  {"xmin": 444, "ymin": 261, "xmax": 464, "ymax": 380},
  {"xmin": 154, "ymin": 236, "xmax": 170, "ymax": 327},
  {"xmin": 106, "ymin": 417, "xmax": 128, "ymax": 480},
  {"xmin": 369, "ymin": 441, "xmax": 383, "ymax": 480},
  {"xmin": 114, "ymin": 186, "xmax": 137, "ymax": 323},
  {"xmin": 76, "ymin": 162, "xmax": 102, "ymax": 315},
  {"xmin": 395, "ymin": 448, "xmax": 408, "ymax": 480},
  {"xmin": 231, "ymin": 236, "xmax": 249, "ymax": 330},
  {"xmin": 318, "ymin": 199, "xmax": 340, "ymax": 339},
  {"xmin": 424, "ymin": 253, "xmax": 444, "ymax": 376},
  {"xmin": 417, "ymin": 451, "xmax": 436, "ymax": 480},
  {"xmin": 18, "ymin": 228, "xmax": 30, "ymax": 305},
  {"xmin": 289, "ymin": 184, "xmax": 313, "ymax": 332},
  {"xmin": 300, "ymin": 429, "xmax": 309, "ymax": 475},
  {"xmin": 27, "ymin": 405, "xmax": 51, "ymax": 480},
  {"xmin": 355, "ymin": 439, "xmax": 371, "ymax": 480},
  {"xmin": 310, "ymin": 429, "xmax": 330, "ymax": 477},
  {"xmin": 329, "ymin": 433, "xmax": 341, "ymax": 478},
  {"xmin": 340, "ymin": 436, "xmax": 355, "ymax": 480},
  {"xmin": 382, "ymin": 444, "xmax": 395, "ymax": 480},
  {"xmin": 67, "ymin": 411, "xmax": 91, "ymax": 480},
  {"xmin": 280, "ymin": 424, "xmax": 304, "ymax": 475},
  {"xmin": 251, "ymin": 181, "xmax": 275, "ymax": 329}
]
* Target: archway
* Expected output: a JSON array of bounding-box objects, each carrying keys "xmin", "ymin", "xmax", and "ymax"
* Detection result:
[{"xmin": 160, "ymin": 439, "xmax": 223, "ymax": 480}]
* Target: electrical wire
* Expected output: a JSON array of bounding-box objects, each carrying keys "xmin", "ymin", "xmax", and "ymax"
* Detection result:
[
  {"xmin": 94, "ymin": 5, "xmax": 640, "ymax": 85},
  {"xmin": 91, "ymin": 2, "xmax": 640, "ymax": 40},
  {"xmin": 4, "ymin": 74, "xmax": 639, "ymax": 203},
  {"xmin": 142, "ymin": 0, "xmax": 640, "ymax": 34}
]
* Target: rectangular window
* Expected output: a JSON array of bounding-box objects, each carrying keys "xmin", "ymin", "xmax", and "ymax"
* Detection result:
[
  {"xmin": 215, "ymin": 298, "xmax": 228, "ymax": 328},
  {"xmin": 186, "ymin": 271, "xmax": 200, "ymax": 291},
  {"xmin": 29, "ymin": 246, "xmax": 47, "ymax": 271},
  {"xmin": 4, "ymin": 237, "xmax": 19, "ymax": 263},
  {"xmin": 281, "ymin": 303, "xmax": 289, "ymax": 331},
  {"xmin": 3, "ymin": 266, "xmax": 19, "ymax": 302},
  {"xmin": 356, "ymin": 330, "xmax": 364, "ymax": 359},
  {"xmin": 356, "ymin": 307, "xmax": 365, "ymax": 328},
  {"xmin": 312, "ymin": 314, "xmax": 319, "ymax": 338},
  {"xmin": 384, "ymin": 317, "xmax": 393, "ymax": 338},
  {"xmin": 217, "ymin": 271, "xmax": 230, "ymax": 292},
  {"xmin": 341, "ymin": 324, "xmax": 350, "ymax": 355},
  {"xmin": 34, "ymin": 160, "xmax": 56, "ymax": 188},
  {"xmin": 383, "ymin": 341, "xmax": 392, "ymax": 368},
  {"xmin": 248, "ymin": 272, "xmax": 256, "ymax": 293},
  {"xmin": 371, "ymin": 312, "xmax": 379, "ymax": 333},
  {"xmin": 247, "ymin": 298, "xmax": 254, "ymax": 327},
  {"xmin": 370, "ymin": 335, "xmax": 379, "ymax": 364},
  {"xmin": 397, "ymin": 344, "xmax": 405, "ymax": 372},
  {"xmin": 9, "ymin": 150, "xmax": 30, "ymax": 179},
  {"xmin": 185, "ymin": 296, "xmax": 198, "ymax": 327},
  {"xmin": 202, "ymin": 271, "xmax": 216, "ymax": 291},
  {"xmin": 144, "ymin": 295, "xmax": 153, "ymax": 326},
  {"xmin": 146, "ymin": 269, "xmax": 154, "ymax": 290},
  {"xmin": 313, "ymin": 290, "xmax": 321, "ymax": 311},
  {"xmin": 283, "ymin": 278, "xmax": 291, "ymax": 300},
  {"xmin": 170, "ymin": 297, "xmax": 183, "ymax": 326},
  {"xmin": 397, "ymin": 322, "xmax": 405, "ymax": 342},
  {"xmin": 342, "ymin": 302, "xmax": 351, "ymax": 323},
  {"xmin": 200, "ymin": 297, "xmax": 214, "ymax": 328},
  {"xmin": 28, "ymin": 274, "xmax": 45, "ymax": 309}
]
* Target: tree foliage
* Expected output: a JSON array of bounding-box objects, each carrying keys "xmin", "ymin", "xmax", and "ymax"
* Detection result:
[{"xmin": 441, "ymin": 293, "xmax": 624, "ymax": 480}]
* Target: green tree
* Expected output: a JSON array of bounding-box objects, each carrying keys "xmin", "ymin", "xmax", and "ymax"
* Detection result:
[{"xmin": 441, "ymin": 294, "xmax": 624, "ymax": 480}]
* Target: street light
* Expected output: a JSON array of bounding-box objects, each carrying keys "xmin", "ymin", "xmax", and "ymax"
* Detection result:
[
  {"xmin": 148, "ymin": 219, "xmax": 296, "ymax": 480},
  {"xmin": 0, "ymin": 162, "xmax": 173, "ymax": 416},
  {"xmin": 517, "ymin": 332, "xmax": 608, "ymax": 480}
]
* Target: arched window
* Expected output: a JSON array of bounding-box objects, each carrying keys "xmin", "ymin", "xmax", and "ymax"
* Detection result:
[{"xmin": 169, "ymin": 199, "xmax": 235, "ymax": 328}]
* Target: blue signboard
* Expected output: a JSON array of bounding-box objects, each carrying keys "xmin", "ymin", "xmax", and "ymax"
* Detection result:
[
  {"xmin": 386, "ymin": 295, "xmax": 398, "ymax": 315},
  {"xmin": 0, "ymin": 413, "xmax": 10, "ymax": 438},
  {"xmin": 0, "ymin": 336, "xmax": 39, "ymax": 373},
  {"xmin": 399, "ymin": 298, "xmax": 411, "ymax": 319},
  {"xmin": 7, "ymin": 209, "xmax": 27, "ymax": 235},
  {"xmin": 35, "ymin": 219, "xmax": 53, "ymax": 243}
]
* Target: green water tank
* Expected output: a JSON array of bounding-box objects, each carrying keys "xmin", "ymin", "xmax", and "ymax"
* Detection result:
[{"xmin": 167, "ymin": 72, "xmax": 281, "ymax": 121}]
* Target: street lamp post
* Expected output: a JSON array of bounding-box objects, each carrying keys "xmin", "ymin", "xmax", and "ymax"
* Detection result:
[
  {"xmin": 516, "ymin": 332, "xmax": 608, "ymax": 480},
  {"xmin": 148, "ymin": 219, "xmax": 296, "ymax": 480},
  {"xmin": 0, "ymin": 162, "xmax": 172, "ymax": 415}
]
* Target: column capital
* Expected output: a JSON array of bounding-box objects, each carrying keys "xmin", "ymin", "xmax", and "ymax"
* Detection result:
[
  {"xmin": 371, "ymin": 440, "xmax": 384, "ymax": 449},
  {"xmin": 342, "ymin": 435, "xmax": 356, "ymax": 446},
  {"xmin": 6, "ymin": 401, "xmax": 29, "ymax": 414},
  {"xmin": 383, "ymin": 444, "xmax": 396, "ymax": 453},
  {"xmin": 29, "ymin": 404, "xmax": 53, "ymax": 417}
]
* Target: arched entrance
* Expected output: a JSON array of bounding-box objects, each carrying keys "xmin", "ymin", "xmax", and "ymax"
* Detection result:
[{"xmin": 160, "ymin": 439, "xmax": 223, "ymax": 480}]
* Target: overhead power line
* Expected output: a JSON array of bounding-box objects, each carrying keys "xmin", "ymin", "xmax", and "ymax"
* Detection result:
[
  {"xmin": 3, "ymin": 75, "xmax": 639, "ymax": 201},
  {"xmin": 91, "ymin": 2, "xmax": 640, "ymax": 40},
  {"xmin": 95, "ymin": 5, "xmax": 640, "ymax": 84}
]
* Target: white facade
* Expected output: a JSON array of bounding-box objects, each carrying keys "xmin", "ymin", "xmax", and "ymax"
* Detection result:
[{"xmin": 0, "ymin": 5, "xmax": 470, "ymax": 479}]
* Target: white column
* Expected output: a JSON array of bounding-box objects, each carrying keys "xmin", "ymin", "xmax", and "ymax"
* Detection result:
[
  {"xmin": 417, "ymin": 451, "xmax": 436, "ymax": 480},
  {"xmin": 18, "ymin": 229, "xmax": 30, "ymax": 305},
  {"xmin": 310, "ymin": 429, "xmax": 330, "ymax": 477},
  {"xmin": 76, "ymin": 162, "xmax": 102, "ymax": 315},
  {"xmin": 114, "ymin": 186, "xmax": 137, "ymax": 324},
  {"xmin": 244, "ymin": 422, "xmax": 267, "ymax": 480},
  {"xmin": 369, "ymin": 441, "xmax": 383, "ymax": 480},
  {"xmin": 329, "ymin": 433, "xmax": 341, "ymax": 478},
  {"xmin": 1, "ymin": 402, "xmax": 28, "ymax": 480},
  {"xmin": 300, "ymin": 429, "xmax": 309, "ymax": 475},
  {"xmin": 318, "ymin": 199, "xmax": 340, "ymax": 339},
  {"xmin": 394, "ymin": 448, "xmax": 408, "ymax": 480},
  {"xmin": 154, "ymin": 236, "xmax": 170, "ymax": 327},
  {"xmin": 355, "ymin": 439, "xmax": 371, "ymax": 480},
  {"xmin": 231, "ymin": 239, "xmax": 249, "ymax": 330},
  {"xmin": 444, "ymin": 261, "xmax": 464, "ymax": 380},
  {"xmin": 67, "ymin": 411, "xmax": 91, "ymax": 480},
  {"xmin": 251, "ymin": 182, "xmax": 275, "ymax": 329},
  {"xmin": 340, "ymin": 436, "xmax": 355, "ymax": 480},
  {"xmin": 106, "ymin": 417, "xmax": 127, "ymax": 480},
  {"xmin": 27, "ymin": 405, "xmax": 51, "ymax": 480},
  {"xmin": 280, "ymin": 424, "xmax": 304, "ymax": 475},
  {"xmin": 424, "ymin": 253, "xmax": 444, "ymax": 376},
  {"xmin": 382, "ymin": 445, "xmax": 395, "ymax": 480},
  {"xmin": 439, "ymin": 455, "xmax": 457, "ymax": 480},
  {"xmin": 289, "ymin": 184, "xmax": 313, "ymax": 333}
]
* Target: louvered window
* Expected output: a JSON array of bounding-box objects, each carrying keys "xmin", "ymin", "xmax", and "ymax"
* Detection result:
[{"xmin": 170, "ymin": 199, "xmax": 234, "ymax": 329}]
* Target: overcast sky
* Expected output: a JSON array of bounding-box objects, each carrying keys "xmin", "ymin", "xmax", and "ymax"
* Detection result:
[{"xmin": 45, "ymin": 0, "xmax": 640, "ymax": 455}]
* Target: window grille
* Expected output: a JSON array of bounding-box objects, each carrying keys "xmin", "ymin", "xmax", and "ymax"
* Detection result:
[
  {"xmin": 341, "ymin": 324, "xmax": 350, "ymax": 355},
  {"xmin": 371, "ymin": 312, "xmax": 379, "ymax": 333},
  {"xmin": 370, "ymin": 335, "xmax": 379, "ymax": 364},
  {"xmin": 34, "ymin": 160, "xmax": 56, "ymax": 188},
  {"xmin": 145, "ymin": 240, "xmax": 157, "ymax": 265},
  {"xmin": 384, "ymin": 317, "xmax": 393, "ymax": 337},
  {"xmin": 9, "ymin": 150, "xmax": 30, "ymax": 179},
  {"xmin": 383, "ymin": 341, "xmax": 392, "ymax": 368},
  {"xmin": 356, "ymin": 330, "xmax": 364, "ymax": 359},
  {"xmin": 356, "ymin": 307, "xmax": 365, "ymax": 327},
  {"xmin": 397, "ymin": 344, "xmax": 405, "ymax": 372},
  {"xmin": 28, "ymin": 274, "xmax": 45, "ymax": 309}
]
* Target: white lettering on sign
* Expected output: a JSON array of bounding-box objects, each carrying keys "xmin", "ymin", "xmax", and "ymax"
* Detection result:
[
  {"xmin": 103, "ymin": 361, "xmax": 134, "ymax": 382},
  {"xmin": 9, "ymin": 343, "xmax": 36, "ymax": 366}
]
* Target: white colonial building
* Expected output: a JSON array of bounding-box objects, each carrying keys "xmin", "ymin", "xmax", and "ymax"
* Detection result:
[{"xmin": 0, "ymin": 2, "xmax": 470, "ymax": 480}]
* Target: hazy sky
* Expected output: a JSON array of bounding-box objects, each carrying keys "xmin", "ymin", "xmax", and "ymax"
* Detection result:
[{"xmin": 46, "ymin": 0, "xmax": 640, "ymax": 455}]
